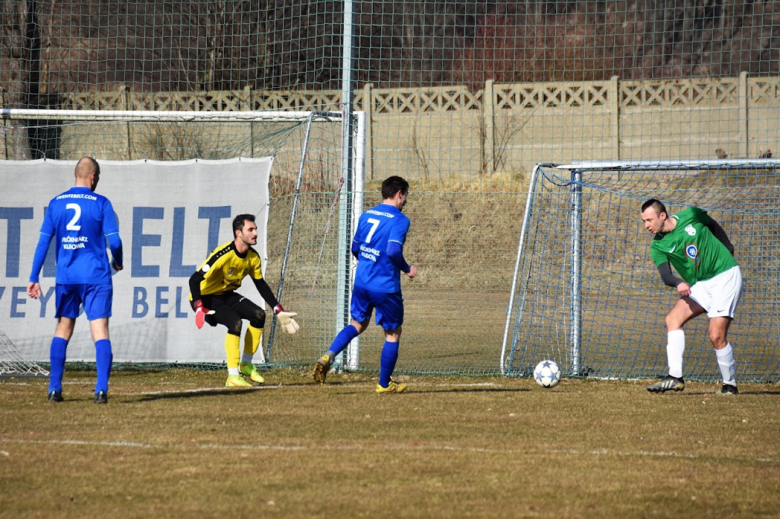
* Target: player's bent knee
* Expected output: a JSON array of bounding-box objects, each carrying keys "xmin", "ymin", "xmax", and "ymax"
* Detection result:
[
  {"xmin": 249, "ymin": 309, "xmax": 266, "ymax": 329},
  {"xmin": 249, "ymin": 318, "xmax": 265, "ymax": 329},
  {"xmin": 227, "ymin": 319, "xmax": 243, "ymax": 336},
  {"xmin": 709, "ymin": 329, "xmax": 727, "ymax": 347},
  {"xmin": 384, "ymin": 326, "xmax": 402, "ymax": 340},
  {"xmin": 664, "ymin": 312, "xmax": 687, "ymax": 331}
]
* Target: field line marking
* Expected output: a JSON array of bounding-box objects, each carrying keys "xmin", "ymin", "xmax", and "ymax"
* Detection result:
[
  {"xmin": 1, "ymin": 437, "xmax": 777, "ymax": 464},
  {"xmin": 1, "ymin": 438, "xmax": 155, "ymax": 448}
]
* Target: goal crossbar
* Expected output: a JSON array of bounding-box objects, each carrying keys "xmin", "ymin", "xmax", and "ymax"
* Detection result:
[
  {"xmin": 552, "ymin": 159, "xmax": 780, "ymax": 171},
  {"xmin": 1, "ymin": 108, "xmax": 341, "ymax": 123}
]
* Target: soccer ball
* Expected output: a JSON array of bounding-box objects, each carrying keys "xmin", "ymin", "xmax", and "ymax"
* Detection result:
[{"xmin": 533, "ymin": 360, "xmax": 561, "ymax": 388}]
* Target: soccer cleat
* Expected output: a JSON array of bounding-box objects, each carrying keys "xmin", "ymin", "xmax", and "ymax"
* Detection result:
[
  {"xmin": 647, "ymin": 375, "xmax": 685, "ymax": 393},
  {"xmin": 312, "ymin": 354, "xmax": 332, "ymax": 385},
  {"xmin": 717, "ymin": 384, "xmax": 739, "ymax": 395},
  {"xmin": 225, "ymin": 374, "xmax": 253, "ymax": 387},
  {"xmin": 47, "ymin": 390, "xmax": 63, "ymax": 403},
  {"xmin": 375, "ymin": 380, "xmax": 407, "ymax": 394},
  {"xmin": 239, "ymin": 361, "xmax": 265, "ymax": 384},
  {"xmin": 93, "ymin": 391, "xmax": 108, "ymax": 404}
]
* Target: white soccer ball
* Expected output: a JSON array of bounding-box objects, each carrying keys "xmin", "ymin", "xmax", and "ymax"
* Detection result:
[{"xmin": 533, "ymin": 360, "xmax": 561, "ymax": 388}]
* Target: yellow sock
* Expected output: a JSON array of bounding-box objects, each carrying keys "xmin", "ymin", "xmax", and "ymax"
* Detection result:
[
  {"xmin": 225, "ymin": 333, "xmax": 241, "ymax": 371},
  {"xmin": 243, "ymin": 325, "xmax": 263, "ymax": 357}
]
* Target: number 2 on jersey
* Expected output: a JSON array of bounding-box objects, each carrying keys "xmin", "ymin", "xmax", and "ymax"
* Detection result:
[
  {"xmin": 65, "ymin": 203, "xmax": 82, "ymax": 231},
  {"xmin": 365, "ymin": 218, "xmax": 380, "ymax": 243}
]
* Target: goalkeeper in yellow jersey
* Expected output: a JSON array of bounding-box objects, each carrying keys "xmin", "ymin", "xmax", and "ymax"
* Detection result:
[{"xmin": 189, "ymin": 214, "xmax": 299, "ymax": 387}]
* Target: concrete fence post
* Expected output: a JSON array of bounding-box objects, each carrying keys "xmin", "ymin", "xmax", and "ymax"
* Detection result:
[
  {"xmin": 484, "ymin": 79, "xmax": 495, "ymax": 174},
  {"xmin": 362, "ymin": 83, "xmax": 374, "ymax": 180},
  {"xmin": 610, "ymin": 75, "xmax": 620, "ymax": 160},
  {"xmin": 739, "ymin": 71, "xmax": 748, "ymax": 158}
]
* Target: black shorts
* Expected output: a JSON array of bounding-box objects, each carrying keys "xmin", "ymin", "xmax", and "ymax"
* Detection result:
[{"xmin": 192, "ymin": 292, "xmax": 266, "ymax": 332}]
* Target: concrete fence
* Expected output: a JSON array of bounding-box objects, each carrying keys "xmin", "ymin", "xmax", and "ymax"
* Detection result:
[{"xmin": 2, "ymin": 73, "xmax": 779, "ymax": 180}]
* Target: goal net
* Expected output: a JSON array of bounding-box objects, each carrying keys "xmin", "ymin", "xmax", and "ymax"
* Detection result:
[
  {"xmin": 1, "ymin": 109, "xmax": 361, "ymax": 371},
  {"xmin": 0, "ymin": 328, "xmax": 48, "ymax": 378},
  {"xmin": 503, "ymin": 160, "xmax": 780, "ymax": 383}
]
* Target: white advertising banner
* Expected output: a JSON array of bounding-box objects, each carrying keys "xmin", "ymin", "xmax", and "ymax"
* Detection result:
[{"xmin": 0, "ymin": 158, "xmax": 272, "ymax": 363}]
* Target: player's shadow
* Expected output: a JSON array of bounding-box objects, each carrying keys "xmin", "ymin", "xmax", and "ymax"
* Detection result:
[
  {"xmin": 134, "ymin": 386, "xmax": 273, "ymax": 402},
  {"xmin": 330, "ymin": 387, "xmax": 531, "ymax": 395},
  {"xmin": 665, "ymin": 389, "xmax": 780, "ymax": 397},
  {"xmin": 411, "ymin": 387, "xmax": 530, "ymax": 394}
]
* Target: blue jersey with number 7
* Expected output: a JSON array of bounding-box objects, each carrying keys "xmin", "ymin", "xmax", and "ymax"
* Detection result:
[
  {"xmin": 352, "ymin": 203, "xmax": 410, "ymax": 293},
  {"xmin": 38, "ymin": 186, "xmax": 120, "ymax": 285}
]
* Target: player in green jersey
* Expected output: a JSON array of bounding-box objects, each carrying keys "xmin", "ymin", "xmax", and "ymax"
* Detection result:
[{"xmin": 640, "ymin": 199, "xmax": 742, "ymax": 395}]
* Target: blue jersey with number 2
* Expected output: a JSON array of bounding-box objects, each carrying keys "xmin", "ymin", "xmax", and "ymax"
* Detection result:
[
  {"xmin": 352, "ymin": 203, "xmax": 410, "ymax": 293},
  {"xmin": 39, "ymin": 186, "xmax": 120, "ymax": 285}
]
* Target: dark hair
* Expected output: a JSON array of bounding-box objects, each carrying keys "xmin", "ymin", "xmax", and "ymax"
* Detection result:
[
  {"xmin": 233, "ymin": 214, "xmax": 255, "ymax": 237},
  {"xmin": 641, "ymin": 198, "xmax": 667, "ymax": 215},
  {"xmin": 381, "ymin": 176, "xmax": 409, "ymax": 200}
]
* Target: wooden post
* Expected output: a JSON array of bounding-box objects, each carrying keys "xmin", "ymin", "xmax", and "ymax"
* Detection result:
[
  {"xmin": 484, "ymin": 79, "xmax": 495, "ymax": 174},
  {"xmin": 362, "ymin": 83, "xmax": 373, "ymax": 180},
  {"xmin": 243, "ymin": 85, "xmax": 255, "ymax": 158},
  {"xmin": 1, "ymin": 88, "xmax": 6, "ymax": 159},
  {"xmin": 739, "ymin": 71, "xmax": 748, "ymax": 158},
  {"xmin": 123, "ymin": 86, "xmax": 132, "ymax": 160}
]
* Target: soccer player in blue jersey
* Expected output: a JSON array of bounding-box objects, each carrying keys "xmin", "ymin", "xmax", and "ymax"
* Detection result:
[
  {"xmin": 27, "ymin": 157, "xmax": 123, "ymax": 404},
  {"xmin": 312, "ymin": 176, "xmax": 417, "ymax": 393}
]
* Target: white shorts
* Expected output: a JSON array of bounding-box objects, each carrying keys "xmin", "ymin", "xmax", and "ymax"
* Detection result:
[{"xmin": 689, "ymin": 265, "xmax": 743, "ymax": 319}]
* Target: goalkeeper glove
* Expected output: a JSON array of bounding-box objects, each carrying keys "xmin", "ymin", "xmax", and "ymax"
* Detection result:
[
  {"xmin": 193, "ymin": 300, "xmax": 214, "ymax": 329},
  {"xmin": 274, "ymin": 304, "xmax": 300, "ymax": 335}
]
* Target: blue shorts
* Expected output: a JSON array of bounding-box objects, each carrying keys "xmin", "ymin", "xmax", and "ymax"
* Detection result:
[
  {"xmin": 350, "ymin": 286, "xmax": 404, "ymax": 331},
  {"xmin": 56, "ymin": 283, "xmax": 113, "ymax": 320}
]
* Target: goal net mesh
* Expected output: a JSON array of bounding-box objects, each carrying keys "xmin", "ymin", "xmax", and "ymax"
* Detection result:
[
  {"xmin": 0, "ymin": 328, "xmax": 48, "ymax": 378},
  {"xmin": 1, "ymin": 111, "xmax": 348, "ymax": 372},
  {"xmin": 504, "ymin": 161, "xmax": 780, "ymax": 383}
]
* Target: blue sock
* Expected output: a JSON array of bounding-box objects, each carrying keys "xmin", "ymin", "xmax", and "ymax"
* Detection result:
[
  {"xmin": 48, "ymin": 337, "xmax": 68, "ymax": 393},
  {"xmin": 326, "ymin": 325, "xmax": 359, "ymax": 359},
  {"xmin": 379, "ymin": 340, "xmax": 400, "ymax": 388},
  {"xmin": 95, "ymin": 339, "xmax": 113, "ymax": 394}
]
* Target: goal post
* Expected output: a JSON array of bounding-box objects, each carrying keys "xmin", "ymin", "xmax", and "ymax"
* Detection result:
[
  {"xmin": 0, "ymin": 109, "xmax": 364, "ymax": 371},
  {"xmin": 503, "ymin": 160, "xmax": 780, "ymax": 383},
  {"xmin": 263, "ymin": 110, "xmax": 365, "ymax": 370}
]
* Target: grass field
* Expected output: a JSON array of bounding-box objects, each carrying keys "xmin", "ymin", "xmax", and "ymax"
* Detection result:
[{"xmin": 1, "ymin": 368, "xmax": 779, "ymax": 518}]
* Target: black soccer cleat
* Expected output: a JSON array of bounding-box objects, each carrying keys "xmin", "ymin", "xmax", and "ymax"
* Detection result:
[
  {"xmin": 647, "ymin": 375, "xmax": 685, "ymax": 393},
  {"xmin": 47, "ymin": 390, "xmax": 63, "ymax": 403},
  {"xmin": 93, "ymin": 391, "xmax": 108, "ymax": 404},
  {"xmin": 717, "ymin": 384, "xmax": 739, "ymax": 396}
]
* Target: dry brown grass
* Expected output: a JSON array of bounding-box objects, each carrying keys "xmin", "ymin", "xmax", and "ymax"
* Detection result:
[{"xmin": 1, "ymin": 369, "xmax": 779, "ymax": 518}]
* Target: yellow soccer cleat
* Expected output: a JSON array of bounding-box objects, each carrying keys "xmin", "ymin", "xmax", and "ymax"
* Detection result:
[
  {"xmin": 239, "ymin": 361, "xmax": 265, "ymax": 384},
  {"xmin": 312, "ymin": 354, "xmax": 332, "ymax": 385},
  {"xmin": 225, "ymin": 374, "xmax": 253, "ymax": 387},
  {"xmin": 375, "ymin": 380, "xmax": 407, "ymax": 394}
]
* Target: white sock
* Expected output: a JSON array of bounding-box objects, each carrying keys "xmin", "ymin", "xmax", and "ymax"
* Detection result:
[
  {"xmin": 228, "ymin": 367, "xmax": 240, "ymax": 376},
  {"xmin": 667, "ymin": 329, "xmax": 685, "ymax": 378},
  {"xmin": 716, "ymin": 344, "xmax": 736, "ymax": 386},
  {"xmin": 241, "ymin": 353, "xmax": 253, "ymax": 364}
]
